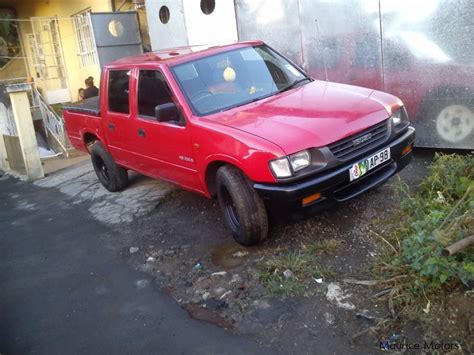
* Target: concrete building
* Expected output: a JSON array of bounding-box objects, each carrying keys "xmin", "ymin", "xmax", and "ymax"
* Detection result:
[
  {"xmin": 0, "ymin": 0, "xmax": 147, "ymax": 179},
  {"xmin": 0, "ymin": 0, "xmax": 114, "ymax": 104}
]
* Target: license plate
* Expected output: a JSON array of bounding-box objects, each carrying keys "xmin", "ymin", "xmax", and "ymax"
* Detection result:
[{"xmin": 349, "ymin": 148, "xmax": 390, "ymax": 181}]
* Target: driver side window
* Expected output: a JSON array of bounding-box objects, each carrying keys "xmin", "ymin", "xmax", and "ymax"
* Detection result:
[{"xmin": 137, "ymin": 70, "xmax": 174, "ymax": 117}]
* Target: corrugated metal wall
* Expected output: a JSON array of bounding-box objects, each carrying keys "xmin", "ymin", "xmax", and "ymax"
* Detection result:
[
  {"xmin": 145, "ymin": 0, "xmax": 474, "ymax": 149},
  {"xmin": 235, "ymin": 0, "xmax": 473, "ymax": 149}
]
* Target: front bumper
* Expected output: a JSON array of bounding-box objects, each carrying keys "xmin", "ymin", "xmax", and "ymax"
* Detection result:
[{"xmin": 254, "ymin": 126, "xmax": 415, "ymax": 216}]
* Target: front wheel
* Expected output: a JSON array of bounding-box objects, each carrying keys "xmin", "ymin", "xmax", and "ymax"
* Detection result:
[{"xmin": 216, "ymin": 165, "xmax": 269, "ymax": 246}]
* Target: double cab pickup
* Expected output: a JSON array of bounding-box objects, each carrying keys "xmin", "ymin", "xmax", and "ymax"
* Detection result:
[{"xmin": 63, "ymin": 41, "xmax": 415, "ymax": 245}]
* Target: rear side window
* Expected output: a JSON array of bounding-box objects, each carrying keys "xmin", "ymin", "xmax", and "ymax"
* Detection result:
[
  {"xmin": 108, "ymin": 70, "xmax": 130, "ymax": 114},
  {"xmin": 137, "ymin": 70, "xmax": 173, "ymax": 117}
]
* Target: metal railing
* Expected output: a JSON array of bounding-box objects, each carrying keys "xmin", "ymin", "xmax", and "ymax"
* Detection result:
[{"xmin": 35, "ymin": 88, "xmax": 71, "ymax": 157}]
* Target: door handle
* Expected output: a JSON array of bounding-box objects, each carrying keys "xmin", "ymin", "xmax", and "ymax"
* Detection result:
[
  {"xmin": 137, "ymin": 128, "xmax": 146, "ymax": 137},
  {"xmin": 108, "ymin": 122, "xmax": 115, "ymax": 131}
]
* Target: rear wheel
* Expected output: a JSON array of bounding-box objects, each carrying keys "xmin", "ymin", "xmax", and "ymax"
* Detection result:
[
  {"xmin": 90, "ymin": 141, "xmax": 128, "ymax": 192},
  {"xmin": 216, "ymin": 165, "xmax": 268, "ymax": 246}
]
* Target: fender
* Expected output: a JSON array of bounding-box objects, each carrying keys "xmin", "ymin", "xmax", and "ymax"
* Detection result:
[
  {"xmin": 200, "ymin": 154, "xmax": 246, "ymax": 197},
  {"xmin": 80, "ymin": 127, "xmax": 107, "ymax": 153}
]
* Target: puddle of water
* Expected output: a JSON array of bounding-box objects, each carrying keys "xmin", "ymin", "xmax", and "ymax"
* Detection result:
[{"xmin": 210, "ymin": 244, "xmax": 255, "ymax": 269}]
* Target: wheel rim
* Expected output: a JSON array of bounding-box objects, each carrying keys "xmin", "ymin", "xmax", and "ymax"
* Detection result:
[
  {"xmin": 95, "ymin": 156, "xmax": 109, "ymax": 184},
  {"xmin": 436, "ymin": 104, "xmax": 474, "ymax": 143},
  {"xmin": 221, "ymin": 186, "xmax": 240, "ymax": 230}
]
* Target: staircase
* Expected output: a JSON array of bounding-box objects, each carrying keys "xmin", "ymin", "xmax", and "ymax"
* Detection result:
[{"xmin": 34, "ymin": 89, "xmax": 72, "ymax": 158}]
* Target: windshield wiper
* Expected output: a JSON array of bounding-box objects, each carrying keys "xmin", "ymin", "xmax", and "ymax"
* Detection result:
[
  {"xmin": 220, "ymin": 92, "xmax": 277, "ymax": 112},
  {"xmin": 278, "ymin": 77, "xmax": 311, "ymax": 94}
]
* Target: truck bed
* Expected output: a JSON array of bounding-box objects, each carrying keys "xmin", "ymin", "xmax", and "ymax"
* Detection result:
[
  {"xmin": 63, "ymin": 96, "xmax": 103, "ymax": 153},
  {"xmin": 62, "ymin": 96, "xmax": 100, "ymax": 116}
]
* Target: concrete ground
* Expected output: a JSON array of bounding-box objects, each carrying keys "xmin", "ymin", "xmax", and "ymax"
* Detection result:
[
  {"xmin": 34, "ymin": 159, "xmax": 174, "ymax": 225},
  {"xmin": 0, "ymin": 169, "xmax": 274, "ymax": 354}
]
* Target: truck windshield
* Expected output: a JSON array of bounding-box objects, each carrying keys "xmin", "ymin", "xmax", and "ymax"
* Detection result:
[{"xmin": 171, "ymin": 45, "xmax": 310, "ymax": 116}]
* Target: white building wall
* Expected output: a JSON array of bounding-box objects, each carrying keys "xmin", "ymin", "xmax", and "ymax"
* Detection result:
[
  {"xmin": 183, "ymin": 0, "xmax": 238, "ymax": 46},
  {"xmin": 146, "ymin": 0, "xmax": 238, "ymax": 50},
  {"xmin": 146, "ymin": 0, "xmax": 189, "ymax": 50}
]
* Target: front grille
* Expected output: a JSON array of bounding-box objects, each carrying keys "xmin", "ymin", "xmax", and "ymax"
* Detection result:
[{"xmin": 328, "ymin": 120, "xmax": 389, "ymax": 160}]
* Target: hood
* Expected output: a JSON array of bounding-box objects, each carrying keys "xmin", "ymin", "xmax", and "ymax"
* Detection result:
[{"xmin": 203, "ymin": 80, "xmax": 402, "ymax": 154}]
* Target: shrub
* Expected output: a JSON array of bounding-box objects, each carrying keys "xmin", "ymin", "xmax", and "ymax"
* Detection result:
[{"xmin": 378, "ymin": 153, "xmax": 474, "ymax": 297}]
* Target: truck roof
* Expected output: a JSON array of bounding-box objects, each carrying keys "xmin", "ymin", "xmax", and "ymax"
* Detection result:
[{"xmin": 107, "ymin": 40, "xmax": 264, "ymax": 68}]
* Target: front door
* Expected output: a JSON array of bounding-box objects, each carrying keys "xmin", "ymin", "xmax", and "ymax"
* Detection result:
[{"xmin": 129, "ymin": 68, "xmax": 200, "ymax": 191}]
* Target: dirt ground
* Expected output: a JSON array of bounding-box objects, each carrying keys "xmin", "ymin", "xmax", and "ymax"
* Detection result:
[{"xmin": 105, "ymin": 149, "xmax": 471, "ymax": 354}]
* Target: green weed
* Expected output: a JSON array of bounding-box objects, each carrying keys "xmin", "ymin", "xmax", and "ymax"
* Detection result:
[{"xmin": 374, "ymin": 153, "xmax": 474, "ymax": 303}]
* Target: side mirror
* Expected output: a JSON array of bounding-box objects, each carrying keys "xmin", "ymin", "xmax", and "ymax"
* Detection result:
[{"xmin": 155, "ymin": 102, "xmax": 178, "ymax": 122}]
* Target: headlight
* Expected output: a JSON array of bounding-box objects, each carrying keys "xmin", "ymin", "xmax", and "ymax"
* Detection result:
[
  {"xmin": 391, "ymin": 109, "xmax": 403, "ymax": 125},
  {"xmin": 270, "ymin": 150, "xmax": 311, "ymax": 178},
  {"xmin": 269, "ymin": 157, "xmax": 292, "ymax": 178},
  {"xmin": 391, "ymin": 106, "xmax": 409, "ymax": 129},
  {"xmin": 289, "ymin": 150, "xmax": 311, "ymax": 172}
]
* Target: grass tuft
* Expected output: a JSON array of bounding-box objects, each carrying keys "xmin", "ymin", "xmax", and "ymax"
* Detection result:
[{"xmin": 257, "ymin": 250, "xmax": 333, "ymax": 296}]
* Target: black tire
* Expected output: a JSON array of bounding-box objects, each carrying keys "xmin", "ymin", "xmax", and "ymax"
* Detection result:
[
  {"xmin": 216, "ymin": 165, "xmax": 268, "ymax": 246},
  {"xmin": 90, "ymin": 141, "xmax": 128, "ymax": 192}
]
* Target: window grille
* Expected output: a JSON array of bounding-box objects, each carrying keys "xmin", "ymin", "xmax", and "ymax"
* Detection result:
[{"xmin": 72, "ymin": 10, "xmax": 98, "ymax": 67}]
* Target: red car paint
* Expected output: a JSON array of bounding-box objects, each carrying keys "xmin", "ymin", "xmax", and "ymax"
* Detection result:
[{"xmin": 64, "ymin": 41, "xmax": 404, "ymax": 198}]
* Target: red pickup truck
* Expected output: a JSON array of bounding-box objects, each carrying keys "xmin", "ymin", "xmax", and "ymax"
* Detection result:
[{"xmin": 63, "ymin": 41, "xmax": 415, "ymax": 245}]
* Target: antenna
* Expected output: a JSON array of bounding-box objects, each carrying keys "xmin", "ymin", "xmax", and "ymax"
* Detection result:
[{"xmin": 315, "ymin": 18, "xmax": 329, "ymax": 82}]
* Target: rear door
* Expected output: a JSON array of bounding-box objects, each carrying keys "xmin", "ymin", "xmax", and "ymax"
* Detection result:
[
  {"xmin": 102, "ymin": 68, "xmax": 135, "ymax": 167},
  {"xmin": 129, "ymin": 67, "xmax": 201, "ymax": 191}
]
